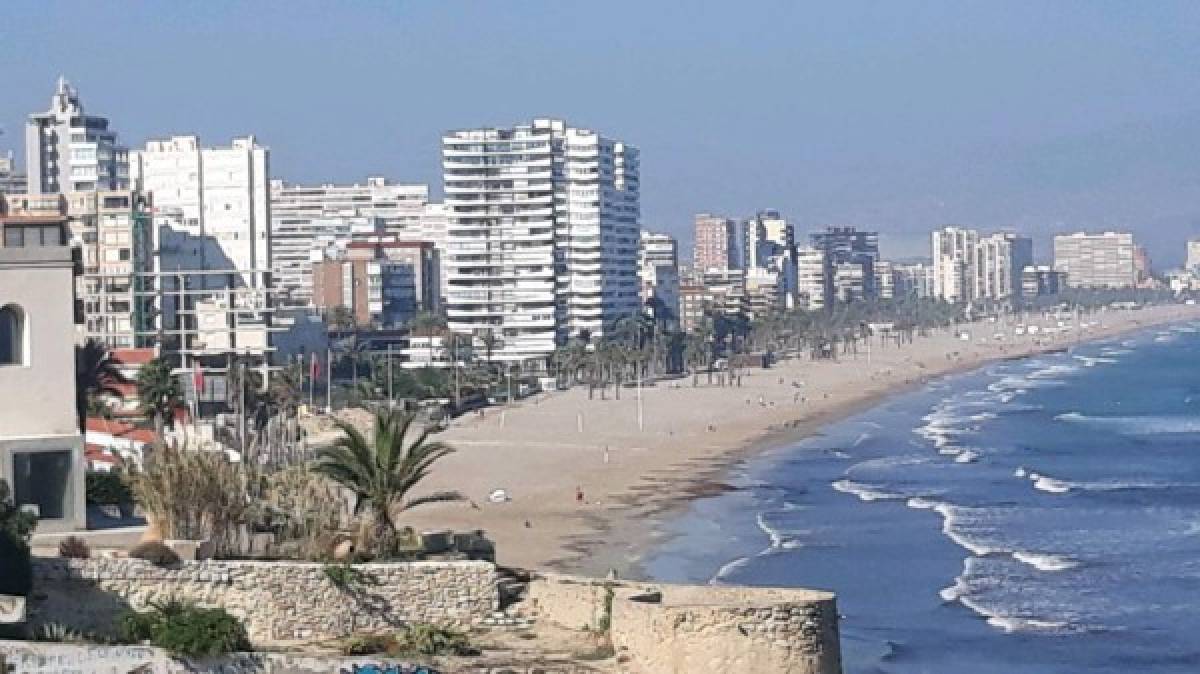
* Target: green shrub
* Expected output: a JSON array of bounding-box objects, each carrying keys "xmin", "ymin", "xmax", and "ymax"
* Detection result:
[
  {"xmin": 0, "ymin": 531, "xmax": 31, "ymax": 596},
  {"xmin": 391, "ymin": 623, "xmax": 474, "ymax": 657},
  {"xmin": 86, "ymin": 472, "xmax": 133, "ymax": 505},
  {"xmin": 339, "ymin": 632, "xmax": 394, "ymax": 655},
  {"xmin": 323, "ymin": 563, "xmax": 377, "ymax": 591},
  {"xmin": 119, "ymin": 599, "xmax": 249, "ymax": 657},
  {"xmin": 128, "ymin": 541, "xmax": 180, "ymax": 566},
  {"xmin": 58, "ymin": 536, "xmax": 91, "ymax": 559},
  {"xmin": 0, "ymin": 479, "xmax": 34, "ymax": 596},
  {"xmin": 0, "ymin": 479, "xmax": 36, "ymax": 543}
]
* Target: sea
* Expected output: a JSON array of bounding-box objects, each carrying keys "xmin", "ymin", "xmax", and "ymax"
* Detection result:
[{"xmin": 642, "ymin": 321, "xmax": 1200, "ymax": 673}]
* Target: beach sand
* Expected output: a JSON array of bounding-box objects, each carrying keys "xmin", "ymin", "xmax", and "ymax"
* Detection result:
[{"xmin": 393, "ymin": 304, "xmax": 1200, "ymax": 577}]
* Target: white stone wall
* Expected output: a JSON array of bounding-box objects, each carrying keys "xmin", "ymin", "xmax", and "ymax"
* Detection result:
[{"xmin": 29, "ymin": 558, "xmax": 499, "ymax": 646}]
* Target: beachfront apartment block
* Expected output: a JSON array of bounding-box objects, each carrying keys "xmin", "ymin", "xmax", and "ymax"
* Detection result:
[
  {"xmin": 131, "ymin": 135, "xmax": 271, "ymax": 289},
  {"xmin": 893, "ymin": 262, "xmax": 936, "ymax": 299},
  {"xmin": 269, "ymin": 178, "xmax": 429, "ymax": 307},
  {"xmin": 640, "ymin": 230, "xmax": 681, "ymax": 325},
  {"xmin": 694, "ymin": 213, "xmax": 740, "ymax": 271},
  {"xmin": 442, "ymin": 119, "xmax": 641, "ymax": 362},
  {"xmin": 0, "ymin": 212, "xmax": 85, "ymax": 533},
  {"xmin": 974, "ymin": 233, "xmax": 1013, "ymax": 300},
  {"xmin": 0, "ymin": 152, "xmax": 26, "ymax": 195},
  {"xmin": 1053, "ymin": 231, "xmax": 1136, "ymax": 288},
  {"xmin": 795, "ymin": 246, "xmax": 827, "ymax": 310},
  {"xmin": 932, "ymin": 226, "xmax": 979, "ymax": 303},
  {"xmin": 26, "ymin": 78, "xmax": 129, "ymax": 195},
  {"xmin": 1186, "ymin": 239, "xmax": 1200, "ymax": 272},
  {"xmin": 312, "ymin": 239, "xmax": 440, "ymax": 328},
  {"xmin": 812, "ymin": 226, "xmax": 879, "ymax": 307}
]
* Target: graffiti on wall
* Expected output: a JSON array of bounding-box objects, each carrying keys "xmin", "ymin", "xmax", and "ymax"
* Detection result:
[{"xmin": 339, "ymin": 666, "xmax": 438, "ymax": 674}]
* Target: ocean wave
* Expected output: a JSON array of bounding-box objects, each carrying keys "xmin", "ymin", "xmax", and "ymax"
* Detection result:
[
  {"xmin": 1100, "ymin": 347, "xmax": 1133, "ymax": 356},
  {"xmin": 983, "ymin": 612, "xmax": 1071, "ymax": 633},
  {"xmin": 831, "ymin": 479, "xmax": 904, "ymax": 502},
  {"xmin": 709, "ymin": 556, "xmax": 752, "ymax": 584},
  {"xmin": 1014, "ymin": 467, "xmax": 1027, "ymax": 478},
  {"xmin": 1055, "ymin": 412, "xmax": 1200, "ymax": 435},
  {"xmin": 1030, "ymin": 364, "xmax": 1081, "ymax": 379},
  {"xmin": 955, "ymin": 450, "xmax": 981, "ymax": 464},
  {"xmin": 943, "ymin": 558, "xmax": 1083, "ymax": 635},
  {"xmin": 1012, "ymin": 551, "xmax": 1080, "ymax": 572},
  {"xmin": 846, "ymin": 455, "xmax": 930, "ymax": 474},
  {"xmin": 755, "ymin": 511, "xmax": 803, "ymax": 552},
  {"xmin": 1073, "ymin": 355, "xmax": 1118, "ymax": 367},
  {"xmin": 1033, "ymin": 476, "xmax": 1072, "ymax": 494}
]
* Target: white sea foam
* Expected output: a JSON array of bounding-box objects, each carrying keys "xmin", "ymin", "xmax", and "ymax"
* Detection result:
[
  {"xmin": 1014, "ymin": 467, "xmax": 1027, "ymax": 478},
  {"xmin": 709, "ymin": 556, "xmax": 751, "ymax": 584},
  {"xmin": 938, "ymin": 446, "xmax": 963, "ymax": 456},
  {"xmin": 955, "ymin": 450, "xmax": 980, "ymax": 464},
  {"xmin": 1073, "ymin": 355, "xmax": 1117, "ymax": 367},
  {"xmin": 831, "ymin": 479, "xmax": 903, "ymax": 502},
  {"xmin": 754, "ymin": 511, "xmax": 802, "ymax": 552},
  {"xmin": 1033, "ymin": 476, "xmax": 1072, "ymax": 494},
  {"xmin": 905, "ymin": 497, "xmax": 939, "ymax": 510},
  {"xmin": 1012, "ymin": 551, "xmax": 1080, "ymax": 572},
  {"xmin": 984, "ymin": 613, "xmax": 1070, "ymax": 633},
  {"xmin": 1055, "ymin": 412, "xmax": 1200, "ymax": 435}
]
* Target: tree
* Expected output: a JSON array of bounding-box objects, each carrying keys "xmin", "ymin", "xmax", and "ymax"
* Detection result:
[
  {"xmin": 312, "ymin": 410, "xmax": 463, "ymax": 554},
  {"xmin": 326, "ymin": 305, "xmax": 356, "ymax": 333},
  {"xmin": 75, "ymin": 339, "xmax": 129, "ymax": 432},
  {"xmin": 137, "ymin": 358, "xmax": 183, "ymax": 439}
]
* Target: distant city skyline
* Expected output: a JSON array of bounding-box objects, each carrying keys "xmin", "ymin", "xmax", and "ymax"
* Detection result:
[{"xmin": 4, "ymin": 2, "xmax": 1200, "ymax": 263}]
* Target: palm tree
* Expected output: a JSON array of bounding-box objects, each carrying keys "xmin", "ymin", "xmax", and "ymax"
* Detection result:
[
  {"xmin": 137, "ymin": 357, "xmax": 183, "ymax": 438},
  {"xmin": 75, "ymin": 339, "xmax": 129, "ymax": 432},
  {"xmin": 312, "ymin": 410, "xmax": 463, "ymax": 554}
]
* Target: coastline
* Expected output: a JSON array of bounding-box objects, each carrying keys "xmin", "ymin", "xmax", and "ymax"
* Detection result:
[{"xmin": 398, "ymin": 304, "xmax": 1200, "ymax": 578}]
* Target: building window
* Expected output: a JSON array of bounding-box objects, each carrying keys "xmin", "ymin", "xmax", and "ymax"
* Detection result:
[
  {"xmin": 0, "ymin": 304, "xmax": 25, "ymax": 365},
  {"xmin": 12, "ymin": 450, "xmax": 72, "ymax": 520}
]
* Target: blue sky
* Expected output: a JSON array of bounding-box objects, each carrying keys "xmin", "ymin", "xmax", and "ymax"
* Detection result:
[{"xmin": 3, "ymin": 1, "xmax": 1200, "ymax": 262}]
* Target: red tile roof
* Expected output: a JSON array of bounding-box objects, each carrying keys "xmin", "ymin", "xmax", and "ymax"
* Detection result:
[
  {"xmin": 111, "ymin": 348, "xmax": 156, "ymax": 365},
  {"xmin": 84, "ymin": 418, "xmax": 157, "ymax": 444}
]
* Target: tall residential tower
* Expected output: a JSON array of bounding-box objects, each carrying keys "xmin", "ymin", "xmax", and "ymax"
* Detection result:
[
  {"xmin": 26, "ymin": 78, "xmax": 129, "ymax": 194},
  {"xmin": 442, "ymin": 119, "xmax": 640, "ymax": 362}
]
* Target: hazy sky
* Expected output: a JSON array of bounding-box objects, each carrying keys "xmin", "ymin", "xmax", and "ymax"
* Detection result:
[{"xmin": 4, "ymin": 1, "xmax": 1200, "ymax": 263}]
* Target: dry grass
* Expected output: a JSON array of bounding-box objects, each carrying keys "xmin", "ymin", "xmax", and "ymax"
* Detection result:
[{"xmin": 128, "ymin": 442, "xmax": 252, "ymax": 556}]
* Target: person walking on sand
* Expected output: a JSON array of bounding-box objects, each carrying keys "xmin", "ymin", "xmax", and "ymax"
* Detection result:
[{"xmin": 576, "ymin": 486, "xmax": 585, "ymax": 504}]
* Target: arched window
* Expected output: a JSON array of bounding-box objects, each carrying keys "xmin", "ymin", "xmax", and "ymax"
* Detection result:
[{"xmin": 0, "ymin": 304, "xmax": 25, "ymax": 365}]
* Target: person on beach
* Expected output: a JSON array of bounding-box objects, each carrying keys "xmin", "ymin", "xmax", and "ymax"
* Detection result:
[{"xmin": 576, "ymin": 486, "xmax": 584, "ymax": 504}]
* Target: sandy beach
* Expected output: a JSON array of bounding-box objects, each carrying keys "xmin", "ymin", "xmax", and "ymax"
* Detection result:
[{"xmin": 395, "ymin": 304, "xmax": 1200, "ymax": 577}]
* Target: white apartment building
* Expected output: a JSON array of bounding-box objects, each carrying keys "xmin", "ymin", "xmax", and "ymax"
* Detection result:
[
  {"xmin": 874, "ymin": 260, "xmax": 895, "ymax": 300},
  {"xmin": 1053, "ymin": 231, "xmax": 1136, "ymax": 288},
  {"xmin": 26, "ymin": 78, "xmax": 129, "ymax": 194},
  {"xmin": 795, "ymin": 246, "xmax": 826, "ymax": 310},
  {"xmin": 442, "ymin": 119, "xmax": 640, "ymax": 362},
  {"xmin": 974, "ymin": 233, "xmax": 1013, "ymax": 300},
  {"xmin": 932, "ymin": 226, "xmax": 979, "ymax": 303},
  {"xmin": 269, "ymin": 178, "xmax": 427, "ymax": 306},
  {"xmin": 1186, "ymin": 239, "xmax": 1200, "ymax": 272},
  {"xmin": 132, "ymin": 135, "xmax": 270, "ymax": 287},
  {"xmin": 893, "ymin": 262, "xmax": 936, "ymax": 299},
  {"xmin": 639, "ymin": 230, "xmax": 680, "ymax": 324},
  {"xmin": 0, "ymin": 152, "xmax": 26, "ymax": 195}
]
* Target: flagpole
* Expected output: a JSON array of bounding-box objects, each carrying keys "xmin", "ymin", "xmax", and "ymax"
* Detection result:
[
  {"xmin": 326, "ymin": 347, "xmax": 332, "ymax": 414},
  {"xmin": 309, "ymin": 353, "xmax": 315, "ymax": 411}
]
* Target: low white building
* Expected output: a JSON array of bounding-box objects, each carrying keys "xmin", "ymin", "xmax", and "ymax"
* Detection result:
[{"xmin": 0, "ymin": 217, "xmax": 85, "ymax": 532}]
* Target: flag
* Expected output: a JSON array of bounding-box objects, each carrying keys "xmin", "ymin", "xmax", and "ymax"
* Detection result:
[
  {"xmin": 192, "ymin": 359, "xmax": 204, "ymax": 395},
  {"xmin": 310, "ymin": 352, "xmax": 320, "ymax": 380}
]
